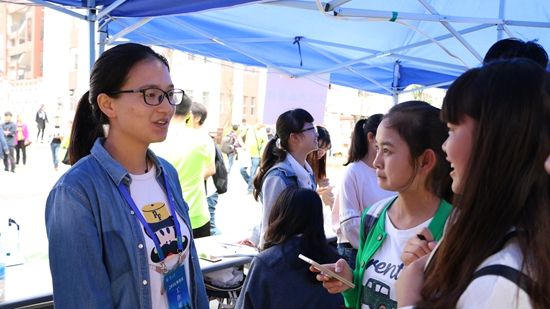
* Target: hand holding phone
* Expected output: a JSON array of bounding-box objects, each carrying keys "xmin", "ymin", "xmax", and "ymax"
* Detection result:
[{"xmin": 299, "ymin": 254, "xmax": 355, "ymax": 289}]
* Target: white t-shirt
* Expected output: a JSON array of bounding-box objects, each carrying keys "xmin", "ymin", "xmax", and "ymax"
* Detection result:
[
  {"xmin": 398, "ymin": 238, "xmax": 531, "ymax": 309},
  {"xmin": 361, "ymin": 213, "xmax": 431, "ymax": 309},
  {"xmin": 332, "ymin": 161, "xmax": 394, "ymax": 247},
  {"xmin": 129, "ymin": 165, "xmax": 192, "ymax": 309}
]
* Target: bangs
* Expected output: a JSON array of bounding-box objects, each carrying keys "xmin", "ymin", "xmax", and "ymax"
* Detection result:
[
  {"xmin": 441, "ymin": 68, "xmax": 481, "ymax": 125},
  {"xmin": 289, "ymin": 108, "xmax": 314, "ymax": 132}
]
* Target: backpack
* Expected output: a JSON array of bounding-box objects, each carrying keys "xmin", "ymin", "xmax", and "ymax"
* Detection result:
[
  {"xmin": 220, "ymin": 134, "xmax": 235, "ymax": 155},
  {"xmin": 212, "ymin": 145, "xmax": 228, "ymax": 194}
]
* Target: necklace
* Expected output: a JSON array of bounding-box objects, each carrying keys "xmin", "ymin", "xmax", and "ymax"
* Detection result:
[{"xmin": 144, "ymin": 158, "xmax": 149, "ymax": 173}]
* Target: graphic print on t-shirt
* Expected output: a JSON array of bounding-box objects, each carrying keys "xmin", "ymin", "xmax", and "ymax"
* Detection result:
[
  {"xmin": 360, "ymin": 212, "xmax": 431, "ymax": 309},
  {"xmin": 360, "ymin": 258, "xmax": 400, "ymax": 309},
  {"xmin": 142, "ymin": 202, "xmax": 189, "ymax": 263}
]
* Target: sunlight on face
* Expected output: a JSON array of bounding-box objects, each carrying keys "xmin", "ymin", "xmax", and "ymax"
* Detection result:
[
  {"xmin": 373, "ymin": 120, "xmax": 415, "ymax": 192},
  {"xmin": 442, "ymin": 116, "xmax": 476, "ymax": 194}
]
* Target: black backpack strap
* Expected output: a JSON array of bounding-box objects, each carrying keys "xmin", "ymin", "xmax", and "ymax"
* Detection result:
[{"xmin": 471, "ymin": 264, "xmax": 533, "ymax": 296}]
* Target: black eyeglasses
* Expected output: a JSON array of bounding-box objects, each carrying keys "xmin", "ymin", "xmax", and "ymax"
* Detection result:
[
  {"xmin": 299, "ymin": 126, "xmax": 317, "ymax": 134},
  {"xmin": 109, "ymin": 87, "xmax": 185, "ymax": 106}
]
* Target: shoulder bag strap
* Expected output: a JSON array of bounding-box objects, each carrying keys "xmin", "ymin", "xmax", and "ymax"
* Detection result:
[{"xmin": 471, "ymin": 264, "xmax": 533, "ymax": 296}]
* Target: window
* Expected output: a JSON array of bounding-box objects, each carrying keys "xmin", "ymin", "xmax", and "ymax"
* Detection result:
[
  {"xmin": 243, "ymin": 96, "xmax": 249, "ymax": 115},
  {"xmin": 250, "ymin": 96, "xmax": 256, "ymax": 115}
]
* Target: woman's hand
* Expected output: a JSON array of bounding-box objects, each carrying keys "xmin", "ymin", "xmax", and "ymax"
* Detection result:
[
  {"xmin": 317, "ymin": 185, "xmax": 335, "ymax": 206},
  {"xmin": 318, "ymin": 178, "xmax": 330, "ymax": 187},
  {"xmin": 311, "ymin": 259, "xmax": 353, "ymax": 294},
  {"xmin": 401, "ymin": 227, "xmax": 436, "ymax": 266},
  {"xmin": 237, "ymin": 238, "xmax": 257, "ymax": 248},
  {"xmin": 396, "ymin": 254, "xmax": 429, "ymax": 307}
]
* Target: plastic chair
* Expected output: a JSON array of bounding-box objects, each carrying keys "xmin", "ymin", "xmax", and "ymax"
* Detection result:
[{"xmin": 205, "ymin": 281, "xmax": 244, "ymax": 309}]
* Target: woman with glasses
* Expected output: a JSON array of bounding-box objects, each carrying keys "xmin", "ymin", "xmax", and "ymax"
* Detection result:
[
  {"xmin": 240, "ymin": 108, "xmax": 319, "ymax": 249},
  {"xmin": 45, "ymin": 43, "xmax": 208, "ymax": 308}
]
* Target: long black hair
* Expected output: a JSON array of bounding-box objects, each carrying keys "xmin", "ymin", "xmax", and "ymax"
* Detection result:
[
  {"xmin": 264, "ymin": 187, "xmax": 338, "ymax": 277},
  {"xmin": 252, "ymin": 108, "xmax": 314, "ymax": 200},
  {"xmin": 68, "ymin": 43, "xmax": 169, "ymax": 164},
  {"xmin": 344, "ymin": 114, "xmax": 384, "ymax": 166},
  {"xmin": 419, "ymin": 59, "xmax": 550, "ymax": 309},
  {"xmin": 382, "ymin": 101, "xmax": 453, "ymax": 202}
]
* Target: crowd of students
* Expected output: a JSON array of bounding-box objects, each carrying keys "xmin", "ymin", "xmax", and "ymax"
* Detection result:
[{"xmin": 44, "ymin": 38, "xmax": 549, "ymax": 309}]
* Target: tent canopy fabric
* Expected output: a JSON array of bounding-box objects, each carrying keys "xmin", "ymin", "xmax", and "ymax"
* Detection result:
[{"xmin": 41, "ymin": 0, "xmax": 550, "ymax": 95}]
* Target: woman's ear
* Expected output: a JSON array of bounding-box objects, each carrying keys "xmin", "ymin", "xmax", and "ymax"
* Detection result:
[
  {"xmin": 367, "ymin": 132, "xmax": 376, "ymax": 143},
  {"xmin": 97, "ymin": 93, "xmax": 116, "ymax": 119},
  {"xmin": 288, "ymin": 132, "xmax": 302, "ymax": 149},
  {"xmin": 419, "ymin": 149, "xmax": 437, "ymax": 173}
]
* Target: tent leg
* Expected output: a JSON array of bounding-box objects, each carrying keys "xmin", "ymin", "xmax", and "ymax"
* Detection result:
[
  {"xmin": 88, "ymin": 0, "xmax": 97, "ymax": 70},
  {"xmin": 99, "ymin": 31, "xmax": 107, "ymax": 56},
  {"xmin": 392, "ymin": 93, "xmax": 399, "ymax": 106},
  {"xmin": 498, "ymin": 0, "xmax": 506, "ymax": 40},
  {"xmin": 392, "ymin": 60, "xmax": 401, "ymax": 105}
]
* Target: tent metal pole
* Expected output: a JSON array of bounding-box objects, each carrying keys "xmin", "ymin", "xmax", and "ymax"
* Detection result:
[
  {"xmin": 269, "ymin": 1, "xmax": 550, "ymax": 28},
  {"xmin": 97, "ymin": 0, "xmax": 128, "ymax": 20},
  {"xmin": 392, "ymin": 61, "xmax": 400, "ymax": 105},
  {"xmin": 498, "ymin": 0, "xmax": 506, "ymax": 40},
  {"xmin": 301, "ymin": 41, "xmax": 394, "ymax": 93},
  {"xmin": 270, "ymin": 1, "xmax": 501, "ymax": 24},
  {"xmin": 398, "ymin": 80, "xmax": 453, "ymax": 94},
  {"xmin": 88, "ymin": 0, "xmax": 96, "ymax": 70},
  {"xmin": 324, "ymin": 0, "xmax": 351, "ymax": 11},
  {"xmin": 105, "ymin": 18, "xmax": 154, "ymax": 43},
  {"xmin": 27, "ymin": 0, "xmax": 86, "ymax": 20},
  {"xmin": 169, "ymin": 18, "xmax": 296, "ymax": 77},
  {"xmin": 296, "ymin": 25, "xmax": 488, "ymax": 78},
  {"xmin": 98, "ymin": 31, "xmax": 107, "ymax": 56},
  {"xmin": 417, "ymin": 0, "xmax": 482, "ymax": 62}
]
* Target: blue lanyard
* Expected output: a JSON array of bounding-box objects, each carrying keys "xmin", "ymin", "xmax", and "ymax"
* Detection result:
[{"xmin": 118, "ymin": 170, "xmax": 184, "ymax": 262}]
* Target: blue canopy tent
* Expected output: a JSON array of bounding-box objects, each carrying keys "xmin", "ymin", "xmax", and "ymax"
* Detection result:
[{"xmin": 34, "ymin": 0, "xmax": 550, "ymax": 100}]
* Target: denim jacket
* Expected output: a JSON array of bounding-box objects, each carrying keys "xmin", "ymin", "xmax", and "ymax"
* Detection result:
[
  {"xmin": 46, "ymin": 139, "xmax": 208, "ymax": 309},
  {"xmin": 256, "ymin": 156, "xmax": 316, "ymax": 248}
]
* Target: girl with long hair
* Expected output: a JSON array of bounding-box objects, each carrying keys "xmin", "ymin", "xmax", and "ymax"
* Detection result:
[
  {"xmin": 245, "ymin": 108, "xmax": 319, "ymax": 249},
  {"xmin": 306, "ymin": 125, "xmax": 331, "ymax": 184},
  {"xmin": 396, "ymin": 59, "xmax": 550, "ymax": 308},
  {"xmin": 236, "ymin": 187, "xmax": 343, "ymax": 308},
  {"xmin": 315, "ymin": 101, "xmax": 453, "ymax": 309},
  {"xmin": 331, "ymin": 115, "xmax": 394, "ymax": 269},
  {"xmin": 46, "ymin": 43, "xmax": 208, "ymax": 308}
]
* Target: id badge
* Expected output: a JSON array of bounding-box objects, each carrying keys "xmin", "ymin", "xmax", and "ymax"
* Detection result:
[{"xmin": 163, "ymin": 264, "xmax": 192, "ymax": 309}]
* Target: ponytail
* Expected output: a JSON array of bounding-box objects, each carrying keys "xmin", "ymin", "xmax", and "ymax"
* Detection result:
[
  {"xmin": 252, "ymin": 138, "xmax": 287, "ymax": 200},
  {"xmin": 344, "ymin": 119, "xmax": 368, "ymax": 166},
  {"xmin": 68, "ymin": 91, "xmax": 105, "ymax": 164}
]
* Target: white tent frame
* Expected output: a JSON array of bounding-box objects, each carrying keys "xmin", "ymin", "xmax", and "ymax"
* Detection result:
[{"xmin": 28, "ymin": 0, "xmax": 550, "ymax": 101}]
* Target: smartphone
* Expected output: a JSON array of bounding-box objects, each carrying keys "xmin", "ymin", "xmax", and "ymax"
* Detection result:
[{"xmin": 298, "ymin": 254, "xmax": 355, "ymax": 288}]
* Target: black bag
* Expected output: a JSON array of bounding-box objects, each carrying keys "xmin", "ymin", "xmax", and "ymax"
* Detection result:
[{"xmin": 212, "ymin": 145, "xmax": 228, "ymax": 194}]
